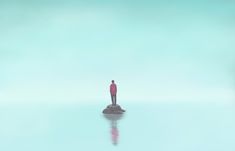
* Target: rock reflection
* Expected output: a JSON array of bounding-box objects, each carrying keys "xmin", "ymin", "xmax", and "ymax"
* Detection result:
[{"xmin": 103, "ymin": 114, "xmax": 124, "ymax": 146}]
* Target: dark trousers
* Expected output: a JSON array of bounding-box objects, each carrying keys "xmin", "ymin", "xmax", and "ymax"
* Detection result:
[{"xmin": 111, "ymin": 94, "xmax": 117, "ymax": 105}]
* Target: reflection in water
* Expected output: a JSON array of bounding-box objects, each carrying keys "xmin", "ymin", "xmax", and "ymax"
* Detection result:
[
  {"xmin": 111, "ymin": 120, "xmax": 118, "ymax": 145},
  {"xmin": 103, "ymin": 114, "xmax": 124, "ymax": 146}
]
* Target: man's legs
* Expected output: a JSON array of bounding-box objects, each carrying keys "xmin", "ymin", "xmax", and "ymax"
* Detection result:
[
  {"xmin": 114, "ymin": 95, "xmax": 116, "ymax": 105},
  {"xmin": 111, "ymin": 94, "xmax": 114, "ymax": 105}
]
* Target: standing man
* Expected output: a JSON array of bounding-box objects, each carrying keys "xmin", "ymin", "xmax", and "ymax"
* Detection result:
[{"xmin": 110, "ymin": 80, "xmax": 117, "ymax": 105}]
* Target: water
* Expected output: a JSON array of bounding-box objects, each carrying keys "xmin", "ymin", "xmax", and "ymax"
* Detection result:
[{"xmin": 0, "ymin": 102, "xmax": 234, "ymax": 151}]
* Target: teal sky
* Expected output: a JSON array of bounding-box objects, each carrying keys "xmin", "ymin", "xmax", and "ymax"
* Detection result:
[{"xmin": 0, "ymin": 0, "xmax": 235, "ymax": 103}]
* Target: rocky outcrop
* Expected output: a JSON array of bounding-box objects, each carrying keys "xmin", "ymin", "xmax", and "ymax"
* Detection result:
[{"xmin": 102, "ymin": 104, "xmax": 125, "ymax": 114}]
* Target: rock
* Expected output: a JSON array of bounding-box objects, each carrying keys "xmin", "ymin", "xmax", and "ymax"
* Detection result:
[{"xmin": 102, "ymin": 104, "xmax": 126, "ymax": 114}]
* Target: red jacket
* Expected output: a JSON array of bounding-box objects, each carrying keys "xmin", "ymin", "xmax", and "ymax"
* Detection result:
[{"xmin": 110, "ymin": 83, "xmax": 117, "ymax": 95}]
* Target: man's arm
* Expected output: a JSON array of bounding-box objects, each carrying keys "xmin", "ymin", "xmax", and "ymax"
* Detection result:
[{"xmin": 115, "ymin": 85, "xmax": 117, "ymax": 93}]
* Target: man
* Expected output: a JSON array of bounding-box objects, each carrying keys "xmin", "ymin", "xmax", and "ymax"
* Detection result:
[{"xmin": 110, "ymin": 80, "xmax": 117, "ymax": 105}]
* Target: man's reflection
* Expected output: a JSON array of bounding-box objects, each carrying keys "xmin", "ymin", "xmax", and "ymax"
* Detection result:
[
  {"xmin": 111, "ymin": 120, "xmax": 118, "ymax": 145},
  {"xmin": 103, "ymin": 114, "xmax": 123, "ymax": 145}
]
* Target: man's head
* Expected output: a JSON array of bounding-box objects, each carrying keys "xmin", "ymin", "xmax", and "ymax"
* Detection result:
[{"xmin": 112, "ymin": 80, "xmax": 115, "ymax": 83}]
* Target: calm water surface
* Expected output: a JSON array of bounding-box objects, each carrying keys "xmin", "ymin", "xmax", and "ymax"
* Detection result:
[{"xmin": 0, "ymin": 102, "xmax": 234, "ymax": 151}]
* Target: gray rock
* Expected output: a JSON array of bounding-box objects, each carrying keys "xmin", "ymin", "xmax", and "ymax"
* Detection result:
[{"xmin": 102, "ymin": 104, "xmax": 125, "ymax": 114}]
